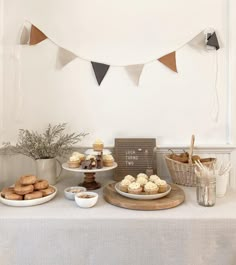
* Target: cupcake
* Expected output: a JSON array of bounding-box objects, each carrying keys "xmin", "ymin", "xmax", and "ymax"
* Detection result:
[
  {"xmin": 68, "ymin": 154, "xmax": 80, "ymax": 168},
  {"xmin": 136, "ymin": 176, "xmax": 148, "ymax": 190},
  {"xmin": 124, "ymin": 175, "xmax": 135, "ymax": 183},
  {"xmin": 72, "ymin": 152, "xmax": 85, "ymax": 162},
  {"xmin": 149, "ymin": 175, "xmax": 160, "ymax": 183},
  {"xmin": 103, "ymin": 155, "xmax": 114, "ymax": 167},
  {"xmin": 144, "ymin": 181, "xmax": 159, "ymax": 194},
  {"xmin": 119, "ymin": 179, "xmax": 131, "ymax": 193},
  {"xmin": 155, "ymin": 179, "xmax": 168, "ymax": 193},
  {"xmin": 128, "ymin": 182, "xmax": 142, "ymax": 195},
  {"xmin": 137, "ymin": 173, "xmax": 148, "ymax": 179},
  {"xmin": 93, "ymin": 139, "xmax": 104, "ymax": 151}
]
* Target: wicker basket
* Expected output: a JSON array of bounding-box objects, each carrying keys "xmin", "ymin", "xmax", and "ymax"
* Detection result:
[
  {"xmin": 165, "ymin": 155, "xmax": 216, "ymax": 186},
  {"xmin": 164, "ymin": 135, "xmax": 216, "ymax": 187}
]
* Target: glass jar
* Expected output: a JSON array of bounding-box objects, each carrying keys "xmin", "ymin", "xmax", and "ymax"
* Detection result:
[{"xmin": 196, "ymin": 176, "xmax": 216, "ymax": 207}]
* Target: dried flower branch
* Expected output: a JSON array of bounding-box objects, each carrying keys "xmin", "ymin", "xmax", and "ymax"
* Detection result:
[{"xmin": 1, "ymin": 123, "xmax": 88, "ymax": 160}]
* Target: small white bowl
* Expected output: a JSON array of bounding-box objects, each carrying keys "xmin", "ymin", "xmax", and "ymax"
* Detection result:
[
  {"xmin": 75, "ymin": 192, "xmax": 98, "ymax": 208},
  {"xmin": 64, "ymin": 186, "xmax": 87, "ymax": 200}
]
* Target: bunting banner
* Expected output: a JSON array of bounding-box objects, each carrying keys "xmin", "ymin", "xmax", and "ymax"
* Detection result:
[{"xmin": 19, "ymin": 23, "xmax": 220, "ymax": 86}]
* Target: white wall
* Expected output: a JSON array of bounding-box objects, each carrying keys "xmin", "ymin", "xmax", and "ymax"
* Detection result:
[
  {"xmin": 1, "ymin": 0, "xmax": 236, "ymax": 187},
  {"xmin": 0, "ymin": 0, "xmax": 231, "ymax": 146}
]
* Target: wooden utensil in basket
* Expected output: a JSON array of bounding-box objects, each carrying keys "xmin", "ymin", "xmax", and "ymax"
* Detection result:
[{"xmin": 164, "ymin": 135, "xmax": 216, "ymax": 187}]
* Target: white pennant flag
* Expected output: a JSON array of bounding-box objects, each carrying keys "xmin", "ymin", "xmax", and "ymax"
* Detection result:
[
  {"xmin": 18, "ymin": 22, "xmax": 31, "ymax": 45},
  {"xmin": 56, "ymin": 47, "xmax": 78, "ymax": 68},
  {"xmin": 125, "ymin": 64, "xmax": 144, "ymax": 86}
]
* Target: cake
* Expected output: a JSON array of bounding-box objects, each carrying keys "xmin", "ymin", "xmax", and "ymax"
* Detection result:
[
  {"xmin": 149, "ymin": 175, "xmax": 161, "ymax": 183},
  {"xmin": 128, "ymin": 182, "xmax": 142, "ymax": 194},
  {"xmin": 144, "ymin": 181, "xmax": 159, "ymax": 194},
  {"xmin": 136, "ymin": 176, "xmax": 148, "ymax": 190},
  {"xmin": 155, "ymin": 179, "xmax": 168, "ymax": 193},
  {"xmin": 119, "ymin": 179, "xmax": 131, "ymax": 193},
  {"xmin": 68, "ymin": 154, "xmax": 80, "ymax": 168},
  {"xmin": 137, "ymin": 173, "xmax": 148, "ymax": 179},
  {"xmin": 93, "ymin": 139, "xmax": 104, "ymax": 151},
  {"xmin": 103, "ymin": 154, "xmax": 114, "ymax": 167},
  {"xmin": 124, "ymin": 175, "xmax": 135, "ymax": 182}
]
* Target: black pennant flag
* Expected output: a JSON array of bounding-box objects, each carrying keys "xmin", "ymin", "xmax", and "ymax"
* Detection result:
[
  {"xmin": 207, "ymin": 32, "xmax": 220, "ymax": 50},
  {"xmin": 91, "ymin": 62, "xmax": 110, "ymax": 85}
]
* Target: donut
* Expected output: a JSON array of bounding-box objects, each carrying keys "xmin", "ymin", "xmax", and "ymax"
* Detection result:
[
  {"xmin": 14, "ymin": 184, "xmax": 34, "ymax": 195},
  {"xmin": 34, "ymin": 180, "xmax": 49, "ymax": 190},
  {"xmin": 41, "ymin": 186, "xmax": 55, "ymax": 197},
  {"xmin": 24, "ymin": 191, "xmax": 43, "ymax": 200},
  {"xmin": 5, "ymin": 193, "xmax": 23, "ymax": 200},
  {"xmin": 19, "ymin": 175, "xmax": 37, "ymax": 185},
  {"xmin": 1, "ymin": 187, "xmax": 15, "ymax": 198}
]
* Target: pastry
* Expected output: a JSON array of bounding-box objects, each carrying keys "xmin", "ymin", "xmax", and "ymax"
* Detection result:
[
  {"xmin": 41, "ymin": 186, "xmax": 55, "ymax": 197},
  {"xmin": 149, "ymin": 175, "xmax": 160, "ymax": 183},
  {"xmin": 34, "ymin": 179, "xmax": 49, "ymax": 190},
  {"xmin": 144, "ymin": 181, "xmax": 159, "ymax": 194},
  {"xmin": 124, "ymin": 175, "xmax": 135, "ymax": 182},
  {"xmin": 24, "ymin": 191, "xmax": 43, "ymax": 200},
  {"xmin": 72, "ymin": 152, "xmax": 85, "ymax": 161},
  {"xmin": 137, "ymin": 173, "xmax": 148, "ymax": 179},
  {"xmin": 93, "ymin": 139, "xmax": 104, "ymax": 151},
  {"xmin": 14, "ymin": 184, "xmax": 34, "ymax": 195},
  {"xmin": 128, "ymin": 182, "xmax": 142, "ymax": 194},
  {"xmin": 136, "ymin": 176, "xmax": 148, "ymax": 190},
  {"xmin": 5, "ymin": 193, "xmax": 23, "ymax": 200},
  {"xmin": 155, "ymin": 179, "xmax": 168, "ymax": 193},
  {"xmin": 119, "ymin": 179, "xmax": 131, "ymax": 193},
  {"xmin": 1, "ymin": 187, "xmax": 15, "ymax": 198},
  {"xmin": 103, "ymin": 155, "xmax": 114, "ymax": 167},
  {"xmin": 19, "ymin": 175, "xmax": 37, "ymax": 185},
  {"xmin": 68, "ymin": 154, "xmax": 80, "ymax": 168}
]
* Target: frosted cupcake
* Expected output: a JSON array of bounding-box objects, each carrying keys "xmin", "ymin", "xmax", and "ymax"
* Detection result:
[
  {"xmin": 119, "ymin": 179, "xmax": 131, "ymax": 193},
  {"xmin": 149, "ymin": 175, "xmax": 160, "ymax": 183},
  {"xmin": 137, "ymin": 173, "xmax": 148, "ymax": 179},
  {"xmin": 93, "ymin": 139, "xmax": 104, "ymax": 151},
  {"xmin": 68, "ymin": 154, "xmax": 80, "ymax": 168},
  {"xmin": 155, "ymin": 179, "xmax": 168, "ymax": 193},
  {"xmin": 124, "ymin": 175, "xmax": 135, "ymax": 183},
  {"xmin": 103, "ymin": 155, "xmax": 114, "ymax": 167},
  {"xmin": 72, "ymin": 152, "xmax": 85, "ymax": 162},
  {"xmin": 136, "ymin": 176, "xmax": 148, "ymax": 190},
  {"xmin": 128, "ymin": 182, "xmax": 142, "ymax": 195},
  {"xmin": 144, "ymin": 181, "xmax": 159, "ymax": 194}
]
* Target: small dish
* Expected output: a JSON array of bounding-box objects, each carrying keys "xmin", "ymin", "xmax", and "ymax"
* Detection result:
[
  {"xmin": 64, "ymin": 186, "xmax": 87, "ymax": 200},
  {"xmin": 75, "ymin": 191, "xmax": 98, "ymax": 208}
]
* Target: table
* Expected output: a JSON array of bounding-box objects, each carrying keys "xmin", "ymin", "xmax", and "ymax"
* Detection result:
[{"xmin": 0, "ymin": 174, "xmax": 236, "ymax": 265}]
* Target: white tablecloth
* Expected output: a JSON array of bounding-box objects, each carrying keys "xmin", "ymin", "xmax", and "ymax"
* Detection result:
[{"xmin": 0, "ymin": 174, "xmax": 236, "ymax": 265}]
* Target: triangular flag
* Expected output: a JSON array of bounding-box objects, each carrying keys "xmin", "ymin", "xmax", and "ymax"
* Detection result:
[
  {"xmin": 158, "ymin": 51, "xmax": 177, "ymax": 72},
  {"xmin": 125, "ymin": 64, "xmax": 144, "ymax": 85},
  {"xmin": 30, "ymin": 25, "xmax": 47, "ymax": 45},
  {"xmin": 19, "ymin": 25, "xmax": 30, "ymax": 44},
  {"xmin": 188, "ymin": 31, "xmax": 205, "ymax": 50},
  {"xmin": 207, "ymin": 32, "xmax": 220, "ymax": 50},
  {"xmin": 56, "ymin": 47, "xmax": 78, "ymax": 68},
  {"xmin": 91, "ymin": 62, "xmax": 110, "ymax": 85}
]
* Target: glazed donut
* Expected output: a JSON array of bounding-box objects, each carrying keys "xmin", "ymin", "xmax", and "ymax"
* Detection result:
[
  {"xmin": 14, "ymin": 184, "xmax": 34, "ymax": 195},
  {"xmin": 1, "ymin": 187, "xmax": 15, "ymax": 198},
  {"xmin": 19, "ymin": 175, "xmax": 37, "ymax": 185},
  {"xmin": 34, "ymin": 180, "xmax": 49, "ymax": 190},
  {"xmin": 24, "ymin": 191, "xmax": 43, "ymax": 200},
  {"xmin": 41, "ymin": 186, "xmax": 55, "ymax": 197},
  {"xmin": 5, "ymin": 193, "xmax": 23, "ymax": 200}
]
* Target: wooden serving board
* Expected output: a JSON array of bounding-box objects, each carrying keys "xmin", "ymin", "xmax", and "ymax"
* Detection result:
[{"xmin": 103, "ymin": 183, "xmax": 185, "ymax": 211}]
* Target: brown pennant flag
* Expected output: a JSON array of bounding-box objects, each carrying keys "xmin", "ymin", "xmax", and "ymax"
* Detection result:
[
  {"xmin": 30, "ymin": 25, "xmax": 47, "ymax": 45},
  {"xmin": 158, "ymin": 51, "xmax": 177, "ymax": 73}
]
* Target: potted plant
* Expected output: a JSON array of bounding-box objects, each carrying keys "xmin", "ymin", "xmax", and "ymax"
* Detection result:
[{"xmin": 3, "ymin": 123, "xmax": 87, "ymax": 184}]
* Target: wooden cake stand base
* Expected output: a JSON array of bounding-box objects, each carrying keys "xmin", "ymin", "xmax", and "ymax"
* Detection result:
[{"xmin": 79, "ymin": 173, "xmax": 101, "ymax": 190}]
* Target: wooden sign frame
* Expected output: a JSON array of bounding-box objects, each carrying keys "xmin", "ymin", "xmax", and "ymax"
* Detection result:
[{"xmin": 114, "ymin": 138, "xmax": 157, "ymax": 181}]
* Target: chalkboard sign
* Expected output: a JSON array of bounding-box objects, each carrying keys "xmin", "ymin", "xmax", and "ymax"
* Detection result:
[{"xmin": 114, "ymin": 138, "xmax": 157, "ymax": 181}]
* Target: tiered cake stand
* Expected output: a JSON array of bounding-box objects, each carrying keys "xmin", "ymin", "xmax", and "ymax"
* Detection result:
[{"xmin": 62, "ymin": 162, "xmax": 117, "ymax": 190}]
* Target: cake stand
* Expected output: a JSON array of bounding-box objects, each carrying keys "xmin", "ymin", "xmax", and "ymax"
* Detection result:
[{"xmin": 62, "ymin": 162, "xmax": 118, "ymax": 190}]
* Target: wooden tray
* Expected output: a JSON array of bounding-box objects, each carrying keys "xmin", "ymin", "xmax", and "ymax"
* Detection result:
[{"xmin": 103, "ymin": 183, "xmax": 185, "ymax": 210}]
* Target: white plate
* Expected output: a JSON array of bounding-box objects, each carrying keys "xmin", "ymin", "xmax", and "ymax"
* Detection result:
[
  {"xmin": 0, "ymin": 186, "xmax": 57, "ymax": 207},
  {"xmin": 115, "ymin": 183, "xmax": 171, "ymax": 200}
]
